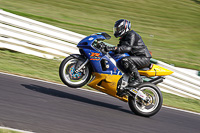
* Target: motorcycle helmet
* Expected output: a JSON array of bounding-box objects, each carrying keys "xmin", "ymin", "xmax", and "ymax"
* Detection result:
[{"xmin": 113, "ymin": 19, "xmax": 131, "ymax": 38}]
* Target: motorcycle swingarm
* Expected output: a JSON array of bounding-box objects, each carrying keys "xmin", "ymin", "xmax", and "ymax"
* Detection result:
[{"xmin": 127, "ymin": 88, "xmax": 147, "ymax": 101}]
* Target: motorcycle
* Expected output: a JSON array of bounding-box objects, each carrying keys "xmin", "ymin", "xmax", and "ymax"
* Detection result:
[{"xmin": 59, "ymin": 32, "xmax": 173, "ymax": 117}]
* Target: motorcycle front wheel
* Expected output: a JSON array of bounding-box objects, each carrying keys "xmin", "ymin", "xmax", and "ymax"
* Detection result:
[
  {"xmin": 128, "ymin": 82, "xmax": 163, "ymax": 117},
  {"xmin": 59, "ymin": 56, "xmax": 92, "ymax": 88}
]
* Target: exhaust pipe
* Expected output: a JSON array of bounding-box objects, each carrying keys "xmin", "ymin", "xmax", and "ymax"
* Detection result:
[{"xmin": 149, "ymin": 76, "xmax": 164, "ymax": 85}]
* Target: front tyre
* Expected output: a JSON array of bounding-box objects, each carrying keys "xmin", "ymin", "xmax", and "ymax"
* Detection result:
[
  {"xmin": 59, "ymin": 56, "xmax": 91, "ymax": 88},
  {"xmin": 128, "ymin": 82, "xmax": 163, "ymax": 117}
]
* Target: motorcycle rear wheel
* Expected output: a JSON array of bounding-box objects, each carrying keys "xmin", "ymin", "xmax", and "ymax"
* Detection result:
[
  {"xmin": 59, "ymin": 56, "xmax": 92, "ymax": 88},
  {"xmin": 128, "ymin": 82, "xmax": 163, "ymax": 117}
]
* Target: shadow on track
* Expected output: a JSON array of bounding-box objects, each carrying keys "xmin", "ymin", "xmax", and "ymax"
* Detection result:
[{"xmin": 21, "ymin": 84, "xmax": 132, "ymax": 114}]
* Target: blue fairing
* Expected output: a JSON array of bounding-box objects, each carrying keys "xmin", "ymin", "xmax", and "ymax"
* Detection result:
[
  {"xmin": 109, "ymin": 51, "xmax": 129, "ymax": 62},
  {"xmin": 77, "ymin": 32, "xmax": 129, "ymax": 75},
  {"xmin": 109, "ymin": 51, "xmax": 130, "ymax": 73},
  {"xmin": 77, "ymin": 33, "xmax": 107, "ymax": 49}
]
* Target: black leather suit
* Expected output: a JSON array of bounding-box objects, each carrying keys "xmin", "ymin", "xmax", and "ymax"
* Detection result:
[{"xmin": 114, "ymin": 30, "xmax": 152, "ymax": 80}]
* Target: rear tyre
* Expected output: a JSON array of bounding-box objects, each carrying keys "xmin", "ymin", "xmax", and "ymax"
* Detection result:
[
  {"xmin": 59, "ymin": 56, "xmax": 92, "ymax": 88},
  {"xmin": 128, "ymin": 82, "xmax": 163, "ymax": 117}
]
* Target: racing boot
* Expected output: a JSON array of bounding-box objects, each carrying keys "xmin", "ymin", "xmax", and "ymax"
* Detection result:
[{"xmin": 128, "ymin": 69, "xmax": 143, "ymax": 87}]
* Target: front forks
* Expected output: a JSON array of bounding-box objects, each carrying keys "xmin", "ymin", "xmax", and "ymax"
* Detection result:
[{"xmin": 75, "ymin": 59, "xmax": 89, "ymax": 73}]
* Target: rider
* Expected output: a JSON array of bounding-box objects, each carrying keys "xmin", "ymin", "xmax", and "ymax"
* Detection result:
[{"xmin": 105, "ymin": 19, "xmax": 152, "ymax": 92}]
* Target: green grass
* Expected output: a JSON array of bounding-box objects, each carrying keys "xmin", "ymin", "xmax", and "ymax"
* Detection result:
[
  {"xmin": 163, "ymin": 92, "xmax": 200, "ymax": 113},
  {"xmin": 0, "ymin": 49, "xmax": 61, "ymax": 83},
  {"xmin": 0, "ymin": 0, "xmax": 200, "ymax": 70},
  {"xmin": 0, "ymin": 128, "xmax": 24, "ymax": 133},
  {"xmin": 0, "ymin": 50, "xmax": 200, "ymax": 113}
]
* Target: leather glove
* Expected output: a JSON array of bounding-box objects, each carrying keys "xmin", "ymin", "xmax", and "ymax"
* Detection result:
[{"xmin": 105, "ymin": 46, "xmax": 117, "ymax": 52}]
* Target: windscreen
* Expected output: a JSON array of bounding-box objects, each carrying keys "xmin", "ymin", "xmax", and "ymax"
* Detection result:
[{"xmin": 96, "ymin": 32, "xmax": 111, "ymax": 40}]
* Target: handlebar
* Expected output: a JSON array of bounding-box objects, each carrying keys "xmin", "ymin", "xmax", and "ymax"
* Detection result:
[{"xmin": 93, "ymin": 41, "xmax": 107, "ymax": 54}]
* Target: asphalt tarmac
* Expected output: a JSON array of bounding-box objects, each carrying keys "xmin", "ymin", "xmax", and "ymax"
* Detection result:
[{"xmin": 0, "ymin": 73, "xmax": 200, "ymax": 133}]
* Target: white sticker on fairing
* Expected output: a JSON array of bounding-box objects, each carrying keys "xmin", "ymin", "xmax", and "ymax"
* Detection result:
[
  {"xmin": 89, "ymin": 37, "xmax": 94, "ymax": 41},
  {"xmin": 110, "ymin": 58, "xmax": 117, "ymax": 66}
]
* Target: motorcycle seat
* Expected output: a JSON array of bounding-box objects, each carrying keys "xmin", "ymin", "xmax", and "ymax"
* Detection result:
[{"xmin": 139, "ymin": 63, "xmax": 153, "ymax": 71}]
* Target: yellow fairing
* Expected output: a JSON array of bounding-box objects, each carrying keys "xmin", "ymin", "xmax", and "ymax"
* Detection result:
[
  {"xmin": 138, "ymin": 64, "xmax": 173, "ymax": 77},
  {"xmin": 88, "ymin": 73, "xmax": 128, "ymax": 102},
  {"xmin": 87, "ymin": 65, "xmax": 173, "ymax": 102}
]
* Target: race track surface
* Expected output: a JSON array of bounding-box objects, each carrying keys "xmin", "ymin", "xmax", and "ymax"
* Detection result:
[{"xmin": 0, "ymin": 73, "xmax": 200, "ymax": 133}]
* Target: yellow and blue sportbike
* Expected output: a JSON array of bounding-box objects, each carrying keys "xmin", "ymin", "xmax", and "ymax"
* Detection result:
[{"xmin": 59, "ymin": 32, "xmax": 173, "ymax": 117}]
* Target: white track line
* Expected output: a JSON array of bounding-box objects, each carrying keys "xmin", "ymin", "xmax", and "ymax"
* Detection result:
[
  {"xmin": 0, "ymin": 126, "xmax": 34, "ymax": 133},
  {"xmin": 0, "ymin": 71, "xmax": 200, "ymax": 116}
]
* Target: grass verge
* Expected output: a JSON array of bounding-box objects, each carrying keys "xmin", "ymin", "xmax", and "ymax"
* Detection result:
[
  {"xmin": 0, "ymin": 50, "xmax": 200, "ymax": 113},
  {"xmin": 0, "ymin": 129, "xmax": 20, "ymax": 133},
  {"xmin": 0, "ymin": 128, "xmax": 27, "ymax": 133}
]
